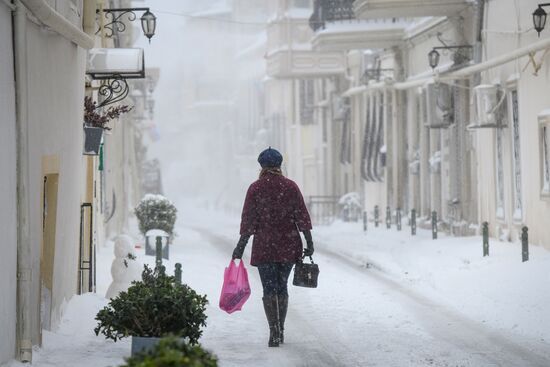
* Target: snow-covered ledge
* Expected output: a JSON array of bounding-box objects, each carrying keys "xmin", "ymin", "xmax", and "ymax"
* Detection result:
[{"xmin": 353, "ymin": 0, "xmax": 471, "ymax": 19}]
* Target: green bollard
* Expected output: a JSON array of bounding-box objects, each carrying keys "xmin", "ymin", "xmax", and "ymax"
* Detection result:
[
  {"xmin": 363, "ymin": 211, "xmax": 367, "ymax": 232},
  {"xmin": 411, "ymin": 209, "xmax": 416, "ymax": 236},
  {"xmin": 521, "ymin": 226, "xmax": 529, "ymax": 262},
  {"xmin": 175, "ymin": 263, "xmax": 182, "ymax": 284},
  {"xmin": 396, "ymin": 208, "xmax": 402, "ymax": 231},
  {"xmin": 482, "ymin": 222, "xmax": 489, "ymax": 257},
  {"xmin": 386, "ymin": 206, "xmax": 391, "ymax": 229},
  {"xmin": 155, "ymin": 236, "xmax": 163, "ymax": 269},
  {"xmin": 432, "ymin": 211, "xmax": 438, "ymax": 240},
  {"xmin": 374, "ymin": 205, "xmax": 379, "ymax": 227}
]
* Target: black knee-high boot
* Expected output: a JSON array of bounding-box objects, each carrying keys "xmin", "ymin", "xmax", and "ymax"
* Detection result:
[
  {"xmin": 278, "ymin": 295, "xmax": 288, "ymax": 343},
  {"xmin": 262, "ymin": 296, "xmax": 280, "ymax": 347}
]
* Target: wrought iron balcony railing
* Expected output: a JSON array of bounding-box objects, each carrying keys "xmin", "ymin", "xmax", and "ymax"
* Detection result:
[{"xmin": 309, "ymin": 0, "xmax": 356, "ymax": 31}]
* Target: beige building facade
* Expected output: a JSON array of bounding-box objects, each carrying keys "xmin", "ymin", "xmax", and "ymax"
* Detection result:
[
  {"xmin": 0, "ymin": 0, "xmax": 153, "ymax": 363},
  {"xmin": 261, "ymin": 0, "xmax": 550, "ymax": 249}
]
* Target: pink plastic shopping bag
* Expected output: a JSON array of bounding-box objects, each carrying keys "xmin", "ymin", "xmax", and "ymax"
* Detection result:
[{"xmin": 219, "ymin": 259, "xmax": 251, "ymax": 314}]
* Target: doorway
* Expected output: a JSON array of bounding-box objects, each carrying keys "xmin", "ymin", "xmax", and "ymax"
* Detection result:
[{"xmin": 40, "ymin": 173, "xmax": 59, "ymax": 334}]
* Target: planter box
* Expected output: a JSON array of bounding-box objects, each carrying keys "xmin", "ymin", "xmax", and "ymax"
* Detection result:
[
  {"xmin": 131, "ymin": 336, "xmax": 162, "ymax": 356},
  {"xmin": 131, "ymin": 336, "xmax": 187, "ymax": 356},
  {"xmin": 83, "ymin": 125, "xmax": 103, "ymax": 155}
]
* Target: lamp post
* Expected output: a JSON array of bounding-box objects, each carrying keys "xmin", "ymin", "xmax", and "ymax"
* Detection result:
[
  {"xmin": 533, "ymin": 4, "xmax": 550, "ymax": 36},
  {"xmin": 97, "ymin": 7, "xmax": 157, "ymax": 42},
  {"xmin": 427, "ymin": 45, "xmax": 473, "ymax": 69}
]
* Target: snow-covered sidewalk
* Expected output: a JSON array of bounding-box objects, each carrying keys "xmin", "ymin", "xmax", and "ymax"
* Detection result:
[{"xmin": 314, "ymin": 221, "xmax": 550, "ymax": 344}]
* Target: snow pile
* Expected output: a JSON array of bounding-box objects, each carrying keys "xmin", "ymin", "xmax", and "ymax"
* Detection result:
[{"xmin": 4, "ymin": 293, "xmax": 129, "ymax": 367}]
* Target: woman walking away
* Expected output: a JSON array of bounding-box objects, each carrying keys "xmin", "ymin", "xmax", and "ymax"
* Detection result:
[{"xmin": 232, "ymin": 147, "xmax": 314, "ymax": 348}]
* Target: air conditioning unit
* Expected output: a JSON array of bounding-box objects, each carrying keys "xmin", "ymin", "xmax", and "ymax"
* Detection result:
[
  {"xmin": 468, "ymin": 84, "xmax": 507, "ymax": 129},
  {"xmin": 426, "ymin": 82, "xmax": 453, "ymax": 128}
]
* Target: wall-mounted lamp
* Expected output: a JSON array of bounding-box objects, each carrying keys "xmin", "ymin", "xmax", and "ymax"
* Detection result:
[
  {"xmin": 428, "ymin": 45, "xmax": 473, "ymax": 69},
  {"xmin": 533, "ymin": 3, "xmax": 550, "ymax": 36},
  {"xmin": 97, "ymin": 8, "xmax": 157, "ymax": 43}
]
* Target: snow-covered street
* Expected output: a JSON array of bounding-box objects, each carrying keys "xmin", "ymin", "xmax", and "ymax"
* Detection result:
[{"xmin": 6, "ymin": 206, "xmax": 550, "ymax": 367}]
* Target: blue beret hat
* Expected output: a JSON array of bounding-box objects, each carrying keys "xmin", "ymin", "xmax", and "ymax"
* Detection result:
[{"xmin": 258, "ymin": 147, "xmax": 283, "ymax": 168}]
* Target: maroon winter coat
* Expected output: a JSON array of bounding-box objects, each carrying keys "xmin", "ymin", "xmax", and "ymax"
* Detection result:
[{"xmin": 240, "ymin": 172, "xmax": 312, "ymax": 266}]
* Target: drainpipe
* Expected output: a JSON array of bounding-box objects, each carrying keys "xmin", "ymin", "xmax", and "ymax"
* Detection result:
[
  {"xmin": 82, "ymin": 0, "xmax": 97, "ymax": 37},
  {"xmin": 19, "ymin": 0, "xmax": 93, "ymax": 49},
  {"xmin": 14, "ymin": 0, "xmax": 33, "ymax": 363},
  {"xmin": 472, "ymin": 0, "xmax": 485, "ymax": 85}
]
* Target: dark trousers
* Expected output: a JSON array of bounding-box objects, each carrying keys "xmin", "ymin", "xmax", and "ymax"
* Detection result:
[{"xmin": 257, "ymin": 263, "xmax": 294, "ymax": 297}]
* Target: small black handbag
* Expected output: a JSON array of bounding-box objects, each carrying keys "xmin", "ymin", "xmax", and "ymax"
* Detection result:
[{"xmin": 293, "ymin": 256, "xmax": 319, "ymax": 288}]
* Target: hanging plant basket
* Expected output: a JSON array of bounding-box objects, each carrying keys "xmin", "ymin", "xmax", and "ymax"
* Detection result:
[{"xmin": 83, "ymin": 125, "xmax": 104, "ymax": 156}]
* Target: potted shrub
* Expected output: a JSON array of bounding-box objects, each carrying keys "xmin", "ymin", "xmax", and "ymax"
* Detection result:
[
  {"xmin": 94, "ymin": 265, "xmax": 208, "ymax": 355},
  {"xmin": 134, "ymin": 194, "xmax": 177, "ymax": 257},
  {"xmin": 83, "ymin": 96, "xmax": 132, "ymax": 155},
  {"xmin": 121, "ymin": 337, "xmax": 218, "ymax": 367}
]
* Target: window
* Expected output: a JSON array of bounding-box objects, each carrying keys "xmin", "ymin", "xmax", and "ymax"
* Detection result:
[
  {"xmin": 540, "ymin": 118, "xmax": 550, "ymax": 196},
  {"xmin": 509, "ymin": 89, "xmax": 523, "ymax": 220},
  {"xmin": 300, "ymin": 79, "xmax": 315, "ymax": 125},
  {"xmin": 495, "ymin": 127, "xmax": 505, "ymax": 219},
  {"xmin": 340, "ymin": 110, "xmax": 351, "ymax": 164}
]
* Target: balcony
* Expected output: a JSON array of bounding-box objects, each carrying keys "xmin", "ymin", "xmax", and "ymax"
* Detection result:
[
  {"xmin": 266, "ymin": 9, "xmax": 346, "ymax": 78},
  {"xmin": 353, "ymin": 0, "xmax": 471, "ymax": 19},
  {"xmin": 309, "ymin": 0, "xmax": 411, "ymax": 51},
  {"xmin": 266, "ymin": 48, "xmax": 346, "ymax": 78}
]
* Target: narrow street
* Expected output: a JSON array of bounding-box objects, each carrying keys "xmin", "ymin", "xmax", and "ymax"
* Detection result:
[
  {"xmin": 5, "ymin": 220, "xmax": 550, "ymax": 367},
  {"xmin": 191, "ymin": 227, "xmax": 550, "ymax": 367}
]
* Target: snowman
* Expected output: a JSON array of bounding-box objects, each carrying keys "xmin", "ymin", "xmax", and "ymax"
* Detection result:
[{"xmin": 106, "ymin": 234, "xmax": 142, "ymax": 299}]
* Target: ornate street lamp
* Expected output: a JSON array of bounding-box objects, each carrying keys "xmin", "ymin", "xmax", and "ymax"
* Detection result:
[
  {"xmin": 140, "ymin": 10, "xmax": 157, "ymax": 42},
  {"xmin": 97, "ymin": 7, "xmax": 157, "ymax": 43},
  {"xmin": 427, "ymin": 45, "xmax": 472, "ymax": 69},
  {"xmin": 428, "ymin": 49, "xmax": 441, "ymax": 70},
  {"xmin": 533, "ymin": 4, "xmax": 550, "ymax": 37}
]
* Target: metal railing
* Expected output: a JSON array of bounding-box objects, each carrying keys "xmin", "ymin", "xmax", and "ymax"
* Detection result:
[
  {"xmin": 309, "ymin": 0, "xmax": 356, "ymax": 31},
  {"xmin": 306, "ymin": 196, "xmax": 340, "ymax": 225}
]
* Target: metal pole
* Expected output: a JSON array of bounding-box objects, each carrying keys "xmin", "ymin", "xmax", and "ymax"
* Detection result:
[
  {"xmin": 374, "ymin": 205, "xmax": 379, "ymax": 227},
  {"xmin": 363, "ymin": 211, "xmax": 367, "ymax": 232},
  {"xmin": 521, "ymin": 226, "xmax": 529, "ymax": 262},
  {"xmin": 411, "ymin": 209, "xmax": 416, "ymax": 236},
  {"xmin": 155, "ymin": 236, "xmax": 163, "ymax": 269},
  {"xmin": 175, "ymin": 263, "xmax": 182, "ymax": 284},
  {"xmin": 396, "ymin": 208, "xmax": 402, "ymax": 231},
  {"xmin": 482, "ymin": 221, "xmax": 489, "ymax": 256},
  {"xmin": 386, "ymin": 206, "xmax": 391, "ymax": 229},
  {"xmin": 432, "ymin": 211, "xmax": 438, "ymax": 240}
]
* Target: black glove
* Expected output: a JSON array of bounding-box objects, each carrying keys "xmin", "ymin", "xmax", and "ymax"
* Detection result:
[
  {"xmin": 302, "ymin": 230, "xmax": 314, "ymax": 257},
  {"xmin": 232, "ymin": 235, "xmax": 249, "ymax": 259}
]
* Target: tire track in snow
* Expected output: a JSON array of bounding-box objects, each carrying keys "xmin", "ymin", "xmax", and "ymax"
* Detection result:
[
  {"xmin": 316, "ymin": 243, "xmax": 550, "ymax": 367},
  {"xmin": 192, "ymin": 225, "xmax": 550, "ymax": 367}
]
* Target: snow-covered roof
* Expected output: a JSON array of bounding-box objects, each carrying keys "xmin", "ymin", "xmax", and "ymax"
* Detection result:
[{"xmin": 318, "ymin": 19, "xmax": 411, "ymax": 34}]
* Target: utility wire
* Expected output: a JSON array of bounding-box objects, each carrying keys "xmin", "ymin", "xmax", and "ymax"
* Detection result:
[{"xmin": 153, "ymin": 9, "xmax": 268, "ymax": 27}]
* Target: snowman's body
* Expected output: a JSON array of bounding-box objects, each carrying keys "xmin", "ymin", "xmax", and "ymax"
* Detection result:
[{"xmin": 106, "ymin": 235, "xmax": 141, "ymax": 299}]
